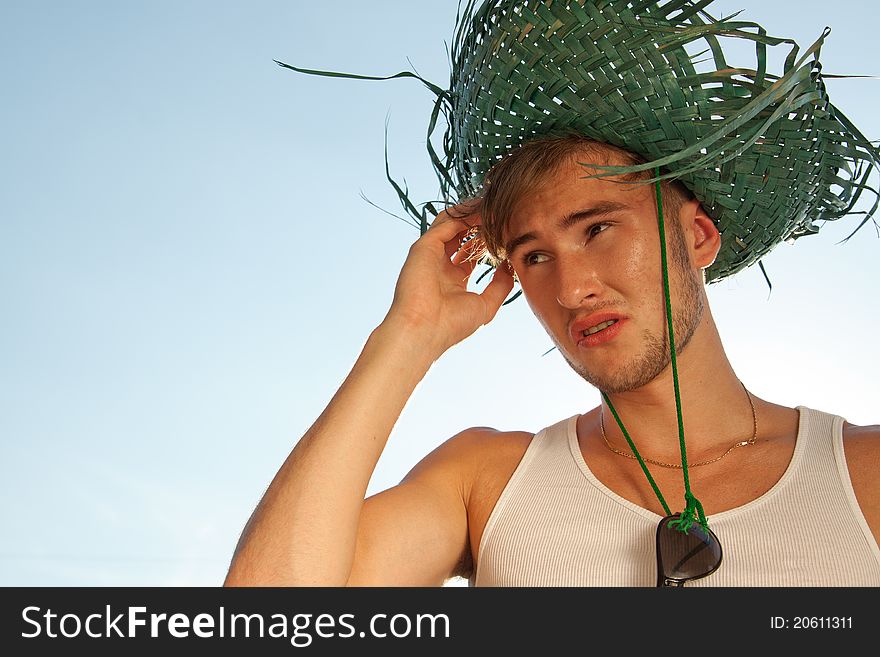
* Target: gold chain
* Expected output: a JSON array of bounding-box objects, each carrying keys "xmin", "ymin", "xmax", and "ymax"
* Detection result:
[{"xmin": 598, "ymin": 382, "xmax": 758, "ymax": 469}]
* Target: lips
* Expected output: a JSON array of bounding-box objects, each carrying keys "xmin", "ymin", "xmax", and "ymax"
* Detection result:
[{"xmin": 569, "ymin": 312, "xmax": 626, "ymax": 347}]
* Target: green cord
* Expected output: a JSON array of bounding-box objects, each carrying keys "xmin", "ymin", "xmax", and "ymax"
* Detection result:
[
  {"xmin": 601, "ymin": 393, "xmax": 671, "ymax": 517},
  {"xmin": 601, "ymin": 169, "xmax": 709, "ymax": 534}
]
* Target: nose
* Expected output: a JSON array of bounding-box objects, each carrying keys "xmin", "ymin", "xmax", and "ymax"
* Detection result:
[{"xmin": 555, "ymin": 254, "xmax": 603, "ymax": 309}]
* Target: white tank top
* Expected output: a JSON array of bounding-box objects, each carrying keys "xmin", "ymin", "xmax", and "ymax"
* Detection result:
[{"xmin": 473, "ymin": 406, "xmax": 880, "ymax": 586}]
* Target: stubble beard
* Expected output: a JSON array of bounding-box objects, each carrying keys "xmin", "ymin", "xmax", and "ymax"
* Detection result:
[{"xmin": 556, "ymin": 242, "xmax": 706, "ymax": 394}]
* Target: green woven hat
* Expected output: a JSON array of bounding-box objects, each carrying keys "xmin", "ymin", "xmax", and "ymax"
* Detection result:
[
  {"xmin": 279, "ymin": 0, "xmax": 879, "ymax": 282},
  {"xmin": 434, "ymin": 0, "xmax": 880, "ymax": 282}
]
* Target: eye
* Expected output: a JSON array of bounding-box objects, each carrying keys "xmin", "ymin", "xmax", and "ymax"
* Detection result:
[
  {"xmin": 522, "ymin": 251, "xmax": 549, "ymax": 266},
  {"xmin": 587, "ymin": 222, "xmax": 610, "ymax": 239}
]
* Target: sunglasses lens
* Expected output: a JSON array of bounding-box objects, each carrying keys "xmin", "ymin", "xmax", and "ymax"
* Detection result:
[{"xmin": 657, "ymin": 515, "xmax": 722, "ymax": 582}]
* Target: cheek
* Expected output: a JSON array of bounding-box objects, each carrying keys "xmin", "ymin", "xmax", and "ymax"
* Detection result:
[
  {"xmin": 620, "ymin": 236, "xmax": 658, "ymax": 283},
  {"xmin": 618, "ymin": 232, "xmax": 668, "ymax": 319}
]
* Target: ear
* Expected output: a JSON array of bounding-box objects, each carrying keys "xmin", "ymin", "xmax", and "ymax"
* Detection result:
[{"xmin": 683, "ymin": 201, "xmax": 721, "ymax": 270}]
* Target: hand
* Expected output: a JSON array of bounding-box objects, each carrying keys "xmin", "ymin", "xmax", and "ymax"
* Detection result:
[{"xmin": 382, "ymin": 201, "xmax": 515, "ymax": 358}]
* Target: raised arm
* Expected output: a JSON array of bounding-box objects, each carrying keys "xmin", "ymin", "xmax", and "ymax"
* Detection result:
[{"xmin": 223, "ymin": 207, "xmax": 514, "ymax": 586}]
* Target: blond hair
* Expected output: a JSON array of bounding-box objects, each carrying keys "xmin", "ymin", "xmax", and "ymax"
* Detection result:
[{"xmin": 477, "ymin": 135, "xmax": 693, "ymax": 263}]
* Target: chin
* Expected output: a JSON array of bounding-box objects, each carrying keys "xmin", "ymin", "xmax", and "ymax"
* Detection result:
[{"xmin": 560, "ymin": 342, "xmax": 670, "ymax": 395}]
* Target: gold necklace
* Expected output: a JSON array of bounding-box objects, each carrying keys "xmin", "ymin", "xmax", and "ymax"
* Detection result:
[{"xmin": 598, "ymin": 383, "xmax": 758, "ymax": 469}]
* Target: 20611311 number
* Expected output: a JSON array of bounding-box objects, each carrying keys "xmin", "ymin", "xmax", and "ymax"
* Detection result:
[{"xmin": 770, "ymin": 617, "xmax": 853, "ymax": 629}]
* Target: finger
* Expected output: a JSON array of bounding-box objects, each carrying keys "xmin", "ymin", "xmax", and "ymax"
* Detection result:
[
  {"xmin": 424, "ymin": 215, "xmax": 472, "ymax": 245},
  {"xmin": 444, "ymin": 227, "xmax": 468, "ymax": 259},
  {"xmin": 414, "ymin": 217, "xmax": 470, "ymax": 262},
  {"xmin": 477, "ymin": 264, "xmax": 516, "ymax": 323},
  {"xmin": 443, "ymin": 199, "xmax": 483, "ymax": 224},
  {"xmin": 431, "ymin": 199, "xmax": 483, "ymax": 230}
]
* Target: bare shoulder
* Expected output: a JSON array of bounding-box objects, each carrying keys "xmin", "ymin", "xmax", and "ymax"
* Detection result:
[
  {"xmin": 395, "ymin": 426, "xmax": 536, "ymax": 581},
  {"xmin": 842, "ymin": 421, "xmax": 880, "ymax": 466},
  {"xmin": 843, "ymin": 421, "xmax": 880, "ymax": 441},
  {"xmin": 439, "ymin": 428, "xmax": 538, "ymax": 568},
  {"xmin": 348, "ymin": 426, "xmax": 534, "ymax": 585},
  {"xmin": 403, "ymin": 425, "xmax": 535, "ymax": 492},
  {"xmin": 842, "ymin": 421, "xmax": 880, "ymax": 547}
]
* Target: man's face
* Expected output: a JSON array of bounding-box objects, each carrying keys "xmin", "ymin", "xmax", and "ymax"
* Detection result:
[{"xmin": 503, "ymin": 156, "xmax": 705, "ymax": 394}]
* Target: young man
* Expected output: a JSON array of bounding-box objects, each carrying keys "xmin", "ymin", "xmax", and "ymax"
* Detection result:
[{"xmin": 226, "ymin": 1, "xmax": 880, "ymax": 586}]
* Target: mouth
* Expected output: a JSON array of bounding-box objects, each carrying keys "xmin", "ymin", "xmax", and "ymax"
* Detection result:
[
  {"xmin": 582, "ymin": 319, "xmax": 618, "ymax": 336},
  {"xmin": 570, "ymin": 314, "xmax": 625, "ymax": 347}
]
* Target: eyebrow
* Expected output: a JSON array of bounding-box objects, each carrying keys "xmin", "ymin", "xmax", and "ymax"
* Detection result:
[{"xmin": 504, "ymin": 200, "xmax": 631, "ymax": 256}]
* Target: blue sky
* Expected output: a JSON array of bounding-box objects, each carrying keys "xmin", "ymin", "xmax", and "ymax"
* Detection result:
[{"xmin": 1, "ymin": 1, "xmax": 878, "ymax": 586}]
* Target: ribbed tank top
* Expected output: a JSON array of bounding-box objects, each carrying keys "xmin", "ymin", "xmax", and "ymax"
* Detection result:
[{"xmin": 473, "ymin": 406, "xmax": 880, "ymax": 586}]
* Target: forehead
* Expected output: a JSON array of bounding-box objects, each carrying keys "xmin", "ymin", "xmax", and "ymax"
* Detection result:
[{"xmin": 503, "ymin": 155, "xmax": 655, "ymax": 239}]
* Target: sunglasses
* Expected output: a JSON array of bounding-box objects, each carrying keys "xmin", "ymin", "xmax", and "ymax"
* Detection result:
[{"xmin": 656, "ymin": 514, "xmax": 723, "ymax": 587}]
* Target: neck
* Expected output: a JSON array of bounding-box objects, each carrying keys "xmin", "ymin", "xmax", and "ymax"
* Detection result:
[{"xmin": 598, "ymin": 311, "xmax": 754, "ymax": 464}]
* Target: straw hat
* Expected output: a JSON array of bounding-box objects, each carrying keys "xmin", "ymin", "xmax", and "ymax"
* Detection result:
[{"xmin": 279, "ymin": 0, "xmax": 879, "ymax": 282}]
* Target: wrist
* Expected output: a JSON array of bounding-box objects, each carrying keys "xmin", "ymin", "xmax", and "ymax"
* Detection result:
[{"xmin": 369, "ymin": 315, "xmax": 444, "ymax": 374}]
